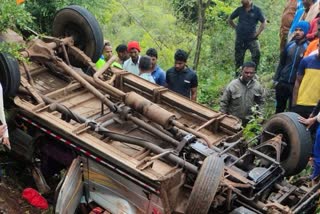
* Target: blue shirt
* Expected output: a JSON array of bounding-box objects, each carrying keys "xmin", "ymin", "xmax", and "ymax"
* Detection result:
[{"xmin": 152, "ymin": 65, "xmax": 166, "ymax": 86}]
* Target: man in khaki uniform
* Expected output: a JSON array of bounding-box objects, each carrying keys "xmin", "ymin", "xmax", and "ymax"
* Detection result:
[{"xmin": 220, "ymin": 62, "xmax": 264, "ymax": 125}]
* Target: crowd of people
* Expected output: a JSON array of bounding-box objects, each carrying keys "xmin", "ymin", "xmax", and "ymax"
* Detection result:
[
  {"xmin": 226, "ymin": 0, "xmax": 320, "ymax": 183},
  {"xmin": 96, "ymin": 40, "xmax": 198, "ymax": 101}
]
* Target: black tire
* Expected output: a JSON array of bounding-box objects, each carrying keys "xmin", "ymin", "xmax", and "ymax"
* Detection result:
[
  {"xmin": 0, "ymin": 53, "xmax": 20, "ymax": 97},
  {"xmin": 261, "ymin": 112, "xmax": 312, "ymax": 176},
  {"xmin": 52, "ymin": 5, "xmax": 103, "ymax": 63},
  {"xmin": 185, "ymin": 155, "xmax": 224, "ymax": 214}
]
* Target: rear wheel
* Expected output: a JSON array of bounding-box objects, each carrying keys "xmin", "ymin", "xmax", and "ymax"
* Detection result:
[
  {"xmin": 261, "ymin": 112, "xmax": 312, "ymax": 176},
  {"xmin": 185, "ymin": 155, "xmax": 224, "ymax": 214},
  {"xmin": 0, "ymin": 53, "xmax": 20, "ymax": 97},
  {"xmin": 52, "ymin": 5, "xmax": 103, "ymax": 63}
]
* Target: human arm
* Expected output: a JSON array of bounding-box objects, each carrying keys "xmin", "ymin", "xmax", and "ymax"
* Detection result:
[
  {"xmin": 158, "ymin": 68, "xmax": 166, "ymax": 86},
  {"xmin": 274, "ymin": 48, "xmax": 288, "ymax": 82},
  {"xmin": 228, "ymin": 8, "xmax": 239, "ymax": 29},
  {"xmin": 228, "ymin": 18, "xmax": 237, "ymax": 29},
  {"xmin": 220, "ymin": 87, "xmax": 231, "ymax": 114},
  {"xmin": 254, "ymin": 20, "xmax": 266, "ymax": 38},
  {"xmin": 298, "ymin": 115, "xmax": 317, "ymax": 129},
  {"xmin": 292, "ymin": 58, "xmax": 306, "ymax": 106},
  {"xmin": 0, "ymin": 125, "xmax": 7, "ymax": 138},
  {"xmin": 254, "ymin": 9, "xmax": 267, "ymax": 38},
  {"xmin": 292, "ymin": 74, "xmax": 303, "ymax": 106},
  {"xmin": 191, "ymin": 87, "xmax": 197, "ymax": 101}
]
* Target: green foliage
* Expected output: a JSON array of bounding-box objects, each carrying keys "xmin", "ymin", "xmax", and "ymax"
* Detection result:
[
  {"xmin": 24, "ymin": 0, "xmax": 110, "ymax": 34},
  {"xmin": 101, "ymin": 0, "xmax": 196, "ymax": 69},
  {"xmin": 172, "ymin": 0, "xmax": 198, "ymax": 23},
  {"xmin": 0, "ymin": 0, "xmax": 33, "ymax": 32},
  {"xmin": 242, "ymin": 105, "xmax": 264, "ymax": 142},
  {"xmin": 0, "ymin": 42, "xmax": 26, "ymax": 62}
]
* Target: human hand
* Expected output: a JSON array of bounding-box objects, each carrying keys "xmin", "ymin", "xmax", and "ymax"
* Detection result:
[
  {"xmin": 272, "ymin": 81, "xmax": 278, "ymax": 88},
  {"xmin": 298, "ymin": 116, "xmax": 316, "ymax": 129},
  {"xmin": 2, "ymin": 137, "xmax": 10, "ymax": 150}
]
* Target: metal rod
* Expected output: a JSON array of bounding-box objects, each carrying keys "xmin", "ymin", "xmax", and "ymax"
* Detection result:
[
  {"xmin": 172, "ymin": 120, "xmax": 211, "ymax": 147},
  {"xmin": 127, "ymin": 114, "xmax": 180, "ymax": 146},
  {"xmin": 45, "ymin": 97, "xmax": 198, "ymax": 174},
  {"xmin": 56, "ymin": 60, "xmax": 118, "ymax": 112}
]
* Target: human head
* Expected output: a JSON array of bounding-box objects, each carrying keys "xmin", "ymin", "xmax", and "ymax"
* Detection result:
[
  {"xmin": 116, "ymin": 44, "xmax": 129, "ymax": 61},
  {"xmin": 241, "ymin": 0, "xmax": 252, "ymax": 7},
  {"xmin": 241, "ymin": 61, "xmax": 256, "ymax": 82},
  {"xmin": 139, "ymin": 56, "xmax": 152, "ymax": 73},
  {"xmin": 174, "ymin": 49, "xmax": 188, "ymax": 71},
  {"xmin": 103, "ymin": 41, "xmax": 113, "ymax": 61},
  {"xmin": 302, "ymin": 0, "xmax": 315, "ymax": 10},
  {"xmin": 146, "ymin": 48, "xmax": 158, "ymax": 69},
  {"xmin": 127, "ymin": 41, "xmax": 141, "ymax": 62},
  {"xmin": 294, "ymin": 21, "xmax": 310, "ymax": 40}
]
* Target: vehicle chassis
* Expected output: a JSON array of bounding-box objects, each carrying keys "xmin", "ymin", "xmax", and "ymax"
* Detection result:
[{"xmin": 0, "ymin": 6, "xmax": 317, "ymax": 214}]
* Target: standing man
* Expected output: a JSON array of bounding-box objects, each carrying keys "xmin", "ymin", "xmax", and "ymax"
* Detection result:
[
  {"xmin": 292, "ymin": 36, "xmax": 320, "ymax": 118},
  {"xmin": 166, "ymin": 49, "xmax": 198, "ymax": 101},
  {"xmin": 279, "ymin": 0, "xmax": 297, "ymax": 51},
  {"xmin": 146, "ymin": 48, "xmax": 166, "ymax": 86},
  {"xmin": 228, "ymin": 0, "xmax": 266, "ymax": 75},
  {"xmin": 123, "ymin": 41, "xmax": 141, "ymax": 75},
  {"xmin": 220, "ymin": 62, "xmax": 264, "ymax": 125},
  {"xmin": 115, "ymin": 44, "xmax": 129, "ymax": 65},
  {"xmin": 274, "ymin": 21, "xmax": 310, "ymax": 113}
]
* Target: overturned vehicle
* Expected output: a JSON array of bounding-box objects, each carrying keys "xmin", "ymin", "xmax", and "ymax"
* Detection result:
[{"xmin": 0, "ymin": 5, "xmax": 317, "ymax": 214}]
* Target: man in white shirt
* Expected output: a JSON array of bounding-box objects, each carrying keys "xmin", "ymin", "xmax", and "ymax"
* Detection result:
[
  {"xmin": 123, "ymin": 41, "xmax": 141, "ymax": 75},
  {"xmin": 138, "ymin": 56, "xmax": 155, "ymax": 83}
]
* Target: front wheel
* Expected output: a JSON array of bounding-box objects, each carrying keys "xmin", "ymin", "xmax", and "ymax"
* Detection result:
[
  {"xmin": 185, "ymin": 154, "xmax": 224, "ymax": 214},
  {"xmin": 52, "ymin": 5, "xmax": 104, "ymax": 63},
  {"xmin": 0, "ymin": 53, "xmax": 20, "ymax": 97},
  {"xmin": 261, "ymin": 112, "xmax": 312, "ymax": 176}
]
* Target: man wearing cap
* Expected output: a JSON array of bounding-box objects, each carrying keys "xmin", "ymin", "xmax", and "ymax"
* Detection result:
[
  {"xmin": 123, "ymin": 41, "xmax": 141, "ymax": 75},
  {"xmin": 274, "ymin": 21, "xmax": 310, "ymax": 113},
  {"xmin": 166, "ymin": 49, "xmax": 198, "ymax": 101}
]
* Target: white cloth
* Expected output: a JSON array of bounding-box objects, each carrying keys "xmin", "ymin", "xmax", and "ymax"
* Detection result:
[
  {"xmin": 0, "ymin": 84, "xmax": 8, "ymax": 138},
  {"xmin": 123, "ymin": 56, "xmax": 140, "ymax": 75},
  {"xmin": 304, "ymin": 1, "xmax": 320, "ymax": 22},
  {"xmin": 317, "ymin": 112, "xmax": 320, "ymax": 123},
  {"xmin": 139, "ymin": 73, "xmax": 155, "ymax": 83}
]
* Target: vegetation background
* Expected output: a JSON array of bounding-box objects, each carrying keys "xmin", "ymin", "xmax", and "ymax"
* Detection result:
[{"xmin": 0, "ymin": 0, "xmax": 285, "ymax": 113}]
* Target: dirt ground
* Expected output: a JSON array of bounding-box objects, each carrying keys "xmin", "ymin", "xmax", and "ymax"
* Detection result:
[{"xmin": 0, "ymin": 149, "xmax": 54, "ymax": 214}]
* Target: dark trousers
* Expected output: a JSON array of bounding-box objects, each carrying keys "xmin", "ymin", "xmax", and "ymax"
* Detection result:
[
  {"xmin": 275, "ymin": 82, "xmax": 294, "ymax": 113},
  {"xmin": 235, "ymin": 39, "xmax": 261, "ymax": 70},
  {"xmin": 291, "ymin": 105, "xmax": 315, "ymax": 118}
]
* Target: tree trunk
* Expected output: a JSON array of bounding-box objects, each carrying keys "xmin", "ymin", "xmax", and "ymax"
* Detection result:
[{"xmin": 193, "ymin": 0, "xmax": 211, "ymax": 71}]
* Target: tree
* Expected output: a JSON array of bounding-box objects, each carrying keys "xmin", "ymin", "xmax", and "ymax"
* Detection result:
[{"xmin": 193, "ymin": 0, "xmax": 211, "ymax": 71}]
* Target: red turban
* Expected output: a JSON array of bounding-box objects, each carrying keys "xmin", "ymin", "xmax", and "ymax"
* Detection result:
[{"xmin": 127, "ymin": 41, "xmax": 141, "ymax": 52}]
